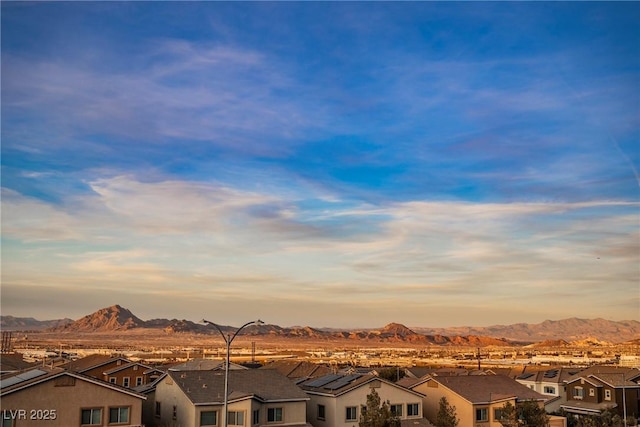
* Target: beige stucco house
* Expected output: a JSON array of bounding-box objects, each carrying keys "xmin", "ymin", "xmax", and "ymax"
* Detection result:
[
  {"xmin": 410, "ymin": 375, "xmax": 547, "ymax": 427},
  {"xmin": 298, "ymin": 373, "xmax": 427, "ymax": 427},
  {"xmin": 1, "ymin": 366, "xmax": 146, "ymax": 427},
  {"xmin": 153, "ymin": 369, "xmax": 310, "ymax": 427}
]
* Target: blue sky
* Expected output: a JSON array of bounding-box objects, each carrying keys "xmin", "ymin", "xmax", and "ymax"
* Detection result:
[{"xmin": 2, "ymin": 2, "xmax": 638, "ymax": 328}]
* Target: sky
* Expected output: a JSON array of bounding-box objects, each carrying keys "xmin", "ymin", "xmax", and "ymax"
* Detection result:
[{"xmin": 1, "ymin": 2, "xmax": 639, "ymax": 329}]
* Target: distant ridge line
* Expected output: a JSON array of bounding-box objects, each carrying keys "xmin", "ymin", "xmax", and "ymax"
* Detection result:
[{"xmin": 1, "ymin": 305, "xmax": 638, "ymax": 344}]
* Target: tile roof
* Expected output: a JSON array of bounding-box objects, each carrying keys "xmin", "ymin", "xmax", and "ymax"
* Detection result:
[
  {"xmin": 103, "ymin": 361, "xmax": 152, "ymax": 375},
  {"xmin": 0, "ymin": 353, "xmax": 34, "ymax": 373},
  {"xmin": 168, "ymin": 369, "xmax": 309, "ymax": 404},
  {"xmin": 61, "ymin": 354, "xmax": 130, "ymax": 372},
  {"xmin": 261, "ymin": 360, "xmax": 332, "ymax": 380},
  {"xmin": 300, "ymin": 373, "xmax": 424, "ymax": 399},
  {"xmin": 566, "ymin": 366, "xmax": 640, "ymax": 388},
  {"xmin": 168, "ymin": 358, "xmax": 246, "ymax": 371},
  {"xmin": 427, "ymin": 375, "xmax": 546, "ymax": 404}
]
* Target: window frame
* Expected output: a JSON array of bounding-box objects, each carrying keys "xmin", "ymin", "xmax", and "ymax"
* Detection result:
[
  {"xmin": 543, "ymin": 386, "xmax": 556, "ymax": 394},
  {"xmin": 475, "ymin": 407, "xmax": 489, "ymax": 422},
  {"xmin": 81, "ymin": 407, "xmax": 103, "ymax": 426},
  {"xmin": 267, "ymin": 407, "xmax": 283, "ymax": 423},
  {"xmin": 200, "ymin": 410, "xmax": 218, "ymax": 427},
  {"xmin": 155, "ymin": 401, "xmax": 161, "ymax": 417},
  {"xmin": 407, "ymin": 403, "xmax": 419, "ymax": 417},
  {"xmin": 253, "ymin": 409, "xmax": 260, "ymax": 426},
  {"xmin": 228, "ymin": 410, "xmax": 245, "ymax": 426},
  {"xmin": 108, "ymin": 406, "xmax": 130, "ymax": 425},
  {"xmin": 390, "ymin": 404, "xmax": 403, "ymax": 417},
  {"xmin": 346, "ymin": 406, "xmax": 358, "ymax": 422},
  {"xmin": 317, "ymin": 404, "xmax": 326, "ymax": 421}
]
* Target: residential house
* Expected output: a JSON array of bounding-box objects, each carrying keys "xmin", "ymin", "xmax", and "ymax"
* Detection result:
[
  {"xmin": 153, "ymin": 369, "xmax": 310, "ymax": 427},
  {"xmin": 560, "ymin": 366, "xmax": 640, "ymax": 421},
  {"xmin": 516, "ymin": 367, "xmax": 582, "ymax": 412},
  {"xmin": 62, "ymin": 354, "xmax": 132, "ymax": 379},
  {"xmin": 1, "ymin": 366, "xmax": 146, "ymax": 426},
  {"xmin": 298, "ymin": 373, "xmax": 428, "ymax": 427},
  {"xmin": 409, "ymin": 375, "xmax": 548, "ymax": 427},
  {"xmin": 103, "ymin": 361, "xmax": 155, "ymax": 388}
]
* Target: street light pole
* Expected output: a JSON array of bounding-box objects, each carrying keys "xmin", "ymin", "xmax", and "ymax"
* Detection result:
[{"xmin": 202, "ymin": 319, "xmax": 263, "ymax": 427}]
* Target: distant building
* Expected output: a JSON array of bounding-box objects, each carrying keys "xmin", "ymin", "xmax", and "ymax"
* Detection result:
[
  {"xmin": 560, "ymin": 366, "xmax": 640, "ymax": 421},
  {"xmin": 516, "ymin": 367, "xmax": 582, "ymax": 412}
]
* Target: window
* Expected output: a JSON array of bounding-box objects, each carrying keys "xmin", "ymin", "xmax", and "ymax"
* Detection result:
[
  {"xmin": 589, "ymin": 388, "xmax": 595, "ymax": 397},
  {"xmin": 390, "ymin": 404, "xmax": 403, "ymax": 417},
  {"xmin": 574, "ymin": 387, "xmax": 584, "ymax": 399},
  {"xmin": 173, "ymin": 405, "xmax": 177, "ymax": 420},
  {"xmin": 494, "ymin": 408, "xmax": 503, "ymax": 421},
  {"xmin": 317, "ymin": 405, "xmax": 326, "ymax": 421},
  {"xmin": 136, "ymin": 376, "xmax": 143, "ymax": 386},
  {"xmin": 346, "ymin": 406, "xmax": 358, "ymax": 422},
  {"xmin": 155, "ymin": 402, "xmax": 161, "ymax": 417},
  {"xmin": 253, "ymin": 410, "xmax": 260, "ymax": 425},
  {"xmin": 2, "ymin": 419, "xmax": 15, "ymax": 427},
  {"xmin": 605, "ymin": 389, "xmax": 612, "ymax": 400},
  {"xmin": 228, "ymin": 411, "xmax": 244, "ymax": 426},
  {"xmin": 267, "ymin": 408, "xmax": 283, "ymax": 423},
  {"xmin": 407, "ymin": 403, "xmax": 419, "ymax": 417},
  {"xmin": 475, "ymin": 408, "xmax": 488, "ymax": 422},
  {"xmin": 201, "ymin": 411, "xmax": 218, "ymax": 426},
  {"xmin": 544, "ymin": 386, "xmax": 556, "ymax": 394},
  {"xmin": 81, "ymin": 408, "xmax": 102, "ymax": 425},
  {"xmin": 109, "ymin": 407, "xmax": 129, "ymax": 424},
  {"xmin": 122, "ymin": 377, "xmax": 130, "ymax": 387},
  {"xmin": 109, "ymin": 377, "xmax": 117, "ymax": 384}
]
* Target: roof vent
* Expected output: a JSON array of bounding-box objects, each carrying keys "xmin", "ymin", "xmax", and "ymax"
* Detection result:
[{"xmin": 203, "ymin": 384, "xmax": 207, "ymax": 388}]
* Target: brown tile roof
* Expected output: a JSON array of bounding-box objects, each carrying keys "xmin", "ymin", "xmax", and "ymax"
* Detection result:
[
  {"xmin": 168, "ymin": 369, "xmax": 309, "ymax": 404},
  {"xmin": 566, "ymin": 366, "xmax": 640, "ymax": 388},
  {"xmin": 61, "ymin": 354, "xmax": 130, "ymax": 372},
  {"xmin": 0, "ymin": 353, "xmax": 35, "ymax": 373},
  {"xmin": 429, "ymin": 375, "xmax": 546, "ymax": 404}
]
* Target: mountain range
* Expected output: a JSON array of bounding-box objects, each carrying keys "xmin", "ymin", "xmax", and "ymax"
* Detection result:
[{"xmin": 2, "ymin": 305, "xmax": 638, "ymax": 344}]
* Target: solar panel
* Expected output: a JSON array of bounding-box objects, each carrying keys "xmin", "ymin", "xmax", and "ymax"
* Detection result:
[
  {"xmin": 544, "ymin": 370, "xmax": 559, "ymax": 378},
  {"xmin": 517, "ymin": 373, "xmax": 534, "ymax": 380},
  {"xmin": 0, "ymin": 369, "xmax": 48, "ymax": 388},
  {"xmin": 305, "ymin": 374, "xmax": 341, "ymax": 388},
  {"xmin": 324, "ymin": 374, "xmax": 362, "ymax": 390}
]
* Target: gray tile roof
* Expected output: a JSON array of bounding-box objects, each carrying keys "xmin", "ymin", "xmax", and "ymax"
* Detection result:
[
  {"xmin": 168, "ymin": 369, "xmax": 309, "ymax": 404},
  {"xmin": 429, "ymin": 375, "xmax": 546, "ymax": 404}
]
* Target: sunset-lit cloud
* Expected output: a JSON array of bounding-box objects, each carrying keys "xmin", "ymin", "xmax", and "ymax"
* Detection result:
[{"xmin": 2, "ymin": 2, "xmax": 638, "ymax": 327}]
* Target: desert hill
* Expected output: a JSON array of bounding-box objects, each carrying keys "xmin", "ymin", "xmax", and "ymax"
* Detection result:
[
  {"xmin": 413, "ymin": 317, "xmax": 640, "ymax": 343},
  {"xmin": 2, "ymin": 305, "xmax": 638, "ymax": 344}
]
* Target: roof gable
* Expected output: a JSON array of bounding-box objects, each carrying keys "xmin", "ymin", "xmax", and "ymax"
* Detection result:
[
  {"xmin": 300, "ymin": 373, "xmax": 424, "ymax": 398},
  {"xmin": 425, "ymin": 375, "xmax": 545, "ymax": 404}
]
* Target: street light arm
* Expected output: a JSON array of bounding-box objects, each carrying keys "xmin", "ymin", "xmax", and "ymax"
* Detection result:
[
  {"xmin": 229, "ymin": 319, "xmax": 264, "ymax": 342},
  {"xmin": 201, "ymin": 319, "xmax": 228, "ymax": 343}
]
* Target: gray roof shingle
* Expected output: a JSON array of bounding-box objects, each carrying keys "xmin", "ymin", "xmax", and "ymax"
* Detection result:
[
  {"xmin": 430, "ymin": 375, "xmax": 546, "ymax": 404},
  {"xmin": 168, "ymin": 369, "xmax": 309, "ymax": 404}
]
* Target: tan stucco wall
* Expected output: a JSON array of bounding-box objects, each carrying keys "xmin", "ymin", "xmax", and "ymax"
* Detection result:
[
  {"xmin": 306, "ymin": 381, "xmax": 423, "ymax": 427},
  {"xmin": 1, "ymin": 375, "xmax": 144, "ymax": 427},
  {"xmin": 413, "ymin": 380, "xmax": 518, "ymax": 427}
]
